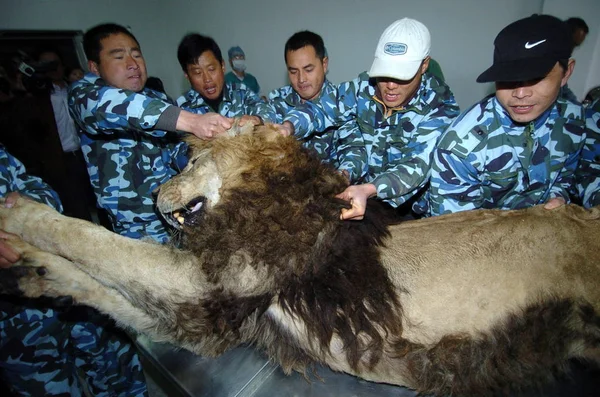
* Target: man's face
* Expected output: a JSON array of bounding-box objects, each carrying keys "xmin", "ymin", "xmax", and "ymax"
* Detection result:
[
  {"xmin": 375, "ymin": 58, "xmax": 429, "ymax": 108},
  {"xmin": 185, "ymin": 50, "xmax": 225, "ymax": 101},
  {"xmin": 38, "ymin": 51, "xmax": 64, "ymax": 84},
  {"xmin": 285, "ymin": 45, "xmax": 328, "ymax": 102},
  {"xmin": 88, "ymin": 32, "xmax": 147, "ymax": 92},
  {"xmin": 495, "ymin": 61, "xmax": 574, "ymax": 124}
]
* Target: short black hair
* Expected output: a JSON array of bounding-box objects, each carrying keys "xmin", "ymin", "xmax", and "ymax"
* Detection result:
[
  {"xmin": 83, "ymin": 23, "xmax": 139, "ymax": 64},
  {"xmin": 177, "ymin": 33, "xmax": 223, "ymax": 72},
  {"xmin": 284, "ymin": 31, "xmax": 326, "ymax": 63},
  {"xmin": 565, "ymin": 17, "xmax": 589, "ymax": 34}
]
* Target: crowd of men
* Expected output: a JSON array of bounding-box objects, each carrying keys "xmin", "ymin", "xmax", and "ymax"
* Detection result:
[{"xmin": 0, "ymin": 12, "xmax": 598, "ymax": 396}]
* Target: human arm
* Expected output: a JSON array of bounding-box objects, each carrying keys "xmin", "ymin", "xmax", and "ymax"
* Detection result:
[
  {"xmin": 335, "ymin": 120, "xmax": 368, "ymax": 183},
  {"xmin": 575, "ymin": 108, "xmax": 600, "ymax": 208},
  {"xmin": 371, "ymin": 98, "xmax": 460, "ymax": 207},
  {"xmin": 69, "ymin": 77, "xmax": 233, "ymax": 139},
  {"xmin": 240, "ymin": 86, "xmax": 278, "ymax": 124},
  {"xmin": 283, "ymin": 78, "xmax": 362, "ymax": 139},
  {"xmin": 428, "ymin": 145, "xmax": 485, "ymax": 216}
]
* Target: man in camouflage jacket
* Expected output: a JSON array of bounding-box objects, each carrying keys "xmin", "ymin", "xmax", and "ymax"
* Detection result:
[
  {"xmin": 575, "ymin": 100, "xmax": 600, "ymax": 208},
  {"xmin": 0, "ymin": 146, "xmax": 147, "ymax": 396},
  {"xmin": 176, "ymin": 33, "xmax": 276, "ymax": 125},
  {"xmin": 70, "ymin": 24, "xmax": 232, "ymax": 243},
  {"xmin": 268, "ymin": 31, "xmax": 366, "ymax": 177},
  {"xmin": 428, "ymin": 15, "xmax": 596, "ymax": 216},
  {"xmin": 282, "ymin": 19, "xmax": 459, "ymax": 219}
]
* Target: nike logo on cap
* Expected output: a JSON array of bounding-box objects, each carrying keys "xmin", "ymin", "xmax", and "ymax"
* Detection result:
[{"xmin": 525, "ymin": 39, "xmax": 546, "ymax": 49}]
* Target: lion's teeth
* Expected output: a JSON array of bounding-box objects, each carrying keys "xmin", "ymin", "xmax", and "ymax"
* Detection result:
[
  {"xmin": 173, "ymin": 211, "xmax": 180, "ymax": 218},
  {"xmin": 177, "ymin": 216, "xmax": 185, "ymax": 225},
  {"xmin": 191, "ymin": 202, "xmax": 203, "ymax": 213}
]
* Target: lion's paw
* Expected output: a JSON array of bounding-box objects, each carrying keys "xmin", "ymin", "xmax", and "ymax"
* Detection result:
[{"xmin": 0, "ymin": 238, "xmax": 78, "ymax": 299}]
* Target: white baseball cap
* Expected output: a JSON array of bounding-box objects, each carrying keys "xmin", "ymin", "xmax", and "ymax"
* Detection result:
[{"xmin": 368, "ymin": 18, "xmax": 431, "ymax": 81}]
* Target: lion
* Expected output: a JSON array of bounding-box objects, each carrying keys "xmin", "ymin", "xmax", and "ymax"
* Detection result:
[{"xmin": 0, "ymin": 123, "xmax": 599, "ymax": 396}]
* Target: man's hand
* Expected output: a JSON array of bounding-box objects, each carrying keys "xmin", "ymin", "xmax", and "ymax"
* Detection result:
[
  {"xmin": 335, "ymin": 184, "xmax": 377, "ymax": 220},
  {"xmin": 543, "ymin": 197, "xmax": 566, "ymax": 210},
  {"xmin": 177, "ymin": 111, "xmax": 233, "ymax": 139},
  {"xmin": 0, "ymin": 230, "xmax": 20, "ymax": 268},
  {"xmin": 3, "ymin": 191, "xmax": 20, "ymax": 208},
  {"xmin": 274, "ymin": 121, "xmax": 295, "ymax": 137},
  {"xmin": 238, "ymin": 115, "xmax": 263, "ymax": 127},
  {"xmin": 0, "ymin": 192, "xmax": 22, "ymax": 267}
]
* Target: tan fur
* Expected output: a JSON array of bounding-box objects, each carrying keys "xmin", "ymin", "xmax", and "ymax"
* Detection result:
[{"xmin": 0, "ymin": 124, "xmax": 598, "ymax": 396}]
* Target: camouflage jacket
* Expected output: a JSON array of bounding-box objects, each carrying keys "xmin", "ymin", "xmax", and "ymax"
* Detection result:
[
  {"xmin": 283, "ymin": 72, "xmax": 460, "ymax": 207},
  {"xmin": 575, "ymin": 102, "xmax": 600, "ymax": 208},
  {"xmin": 268, "ymin": 80, "xmax": 366, "ymax": 178},
  {"xmin": 69, "ymin": 73, "xmax": 186, "ymax": 243},
  {"xmin": 0, "ymin": 145, "xmax": 62, "ymax": 211},
  {"xmin": 176, "ymin": 81, "xmax": 277, "ymax": 122},
  {"xmin": 428, "ymin": 95, "xmax": 587, "ymax": 216}
]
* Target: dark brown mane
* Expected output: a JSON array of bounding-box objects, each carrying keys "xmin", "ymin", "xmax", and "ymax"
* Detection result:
[{"xmin": 183, "ymin": 137, "xmax": 403, "ymax": 371}]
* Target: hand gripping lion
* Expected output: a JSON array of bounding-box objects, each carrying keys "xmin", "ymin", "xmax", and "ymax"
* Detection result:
[{"xmin": 0, "ymin": 123, "xmax": 599, "ymax": 396}]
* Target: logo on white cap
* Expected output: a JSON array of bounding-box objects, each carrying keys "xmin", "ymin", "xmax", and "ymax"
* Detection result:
[{"xmin": 384, "ymin": 42, "xmax": 408, "ymax": 56}]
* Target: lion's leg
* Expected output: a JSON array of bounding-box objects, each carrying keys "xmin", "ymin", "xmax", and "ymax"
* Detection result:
[
  {"xmin": 0, "ymin": 236, "xmax": 166, "ymax": 338},
  {"xmin": 0, "ymin": 198, "xmax": 204, "ymax": 302}
]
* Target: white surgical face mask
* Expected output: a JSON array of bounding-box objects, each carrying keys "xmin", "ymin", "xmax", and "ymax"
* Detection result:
[{"xmin": 232, "ymin": 59, "xmax": 246, "ymax": 72}]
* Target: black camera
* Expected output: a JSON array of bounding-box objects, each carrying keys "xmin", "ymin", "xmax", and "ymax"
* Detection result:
[{"xmin": 12, "ymin": 50, "xmax": 57, "ymax": 93}]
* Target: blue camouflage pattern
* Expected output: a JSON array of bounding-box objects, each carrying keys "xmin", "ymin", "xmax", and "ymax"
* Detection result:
[
  {"xmin": 69, "ymin": 73, "xmax": 187, "ymax": 243},
  {"xmin": 176, "ymin": 81, "xmax": 277, "ymax": 122},
  {"xmin": 268, "ymin": 80, "xmax": 362, "ymax": 173},
  {"xmin": 284, "ymin": 72, "xmax": 460, "ymax": 207},
  {"xmin": 0, "ymin": 146, "xmax": 147, "ymax": 396},
  {"xmin": 575, "ymin": 100, "xmax": 600, "ymax": 208},
  {"xmin": 0, "ymin": 145, "xmax": 62, "ymax": 212},
  {"xmin": 428, "ymin": 95, "xmax": 586, "ymax": 216}
]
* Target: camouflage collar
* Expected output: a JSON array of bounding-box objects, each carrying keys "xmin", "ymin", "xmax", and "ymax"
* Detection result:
[
  {"xmin": 185, "ymin": 83, "xmax": 237, "ymax": 108},
  {"xmin": 370, "ymin": 74, "xmax": 431, "ymax": 118},
  {"xmin": 492, "ymin": 96, "xmax": 557, "ymax": 131},
  {"xmin": 282, "ymin": 79, "xmax": 334, "ymax": 107},
  {"xmin": 80, "ymin": 73, "xmax": 168, "ymax": 101}
]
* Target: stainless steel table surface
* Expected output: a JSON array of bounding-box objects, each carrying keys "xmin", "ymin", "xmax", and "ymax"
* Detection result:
[{"xmin": 136, "ymin": 335, "xmax": 419, "ymax": 397}]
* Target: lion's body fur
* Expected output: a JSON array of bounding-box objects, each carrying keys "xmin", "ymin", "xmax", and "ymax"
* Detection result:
[{"xmin": 0, "ymin": 124, "xmax": 599, "ymax": 396}]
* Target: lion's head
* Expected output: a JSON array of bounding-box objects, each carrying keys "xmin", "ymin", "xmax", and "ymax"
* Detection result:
[{"xmin": 156, "ymin": 123, "xmax": 350, "ymax": 272}]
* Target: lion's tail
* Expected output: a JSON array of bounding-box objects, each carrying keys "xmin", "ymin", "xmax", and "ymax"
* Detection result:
[{"xmin": 397, "ymin": 297, "xmax": 600, "ymax": 397}]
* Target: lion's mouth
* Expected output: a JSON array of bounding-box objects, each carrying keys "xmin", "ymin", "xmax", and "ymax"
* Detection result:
[{"xmin": 167, "ymin": 196, "xmax": 206, "ymax": 229}]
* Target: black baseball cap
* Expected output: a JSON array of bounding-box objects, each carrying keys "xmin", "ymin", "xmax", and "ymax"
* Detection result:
[{"xmin": 477, "ymin": 14, "xmax": 572, "ymax": 83}]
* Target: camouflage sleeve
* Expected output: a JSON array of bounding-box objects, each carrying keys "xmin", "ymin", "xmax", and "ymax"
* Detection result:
[
  {"xmin": 0, "ymin": 148, "xmax": 63, "ymax": 212},
  {"xmin": 283, "ymin": 79, "xmax": 360, "ymax": 139},
  {"xmin": 428, "ymin": 143, "xmax": 484, "ymax": 216},
  {"xmin": 69, "ymin": 81, "xmax": 172, "ymax": 137},
  {"xmin": 335, "ymin": 120, "xmax": 368, "ymax": 183},
  {"xmin": 242, "ymin": 89, "xmax": 278, "ymax": 123},
  {"xmin": 372, "ymin": 99, "xmax": 461, "ymax": 206},
  {"xmin": 576, "ymin": 108, "xmax": 600, "ymax": 208},
  {"xmin": 266, "ymin": 89, "xmax": 288, "ymax": 124}
]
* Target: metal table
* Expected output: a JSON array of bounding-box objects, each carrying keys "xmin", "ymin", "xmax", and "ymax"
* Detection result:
[{"xmin": 135, "ymin": 335, "xmax": 418, "ymax": 397}]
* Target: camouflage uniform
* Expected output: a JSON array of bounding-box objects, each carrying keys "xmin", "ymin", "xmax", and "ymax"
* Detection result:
[
  {"xmin": 69, "ymin": 73, "xmax": 187, "ymax": 243},
  {"xmin": 575, "ymin": 101, "xmax": 600, "ymax": 208},
  {"xmin": 268, "ymin": 80, "xmax": 364, "ymax": 174},
  {"xmin": 428, "ymin": 96, "xmax": 587, "ymax": 216},
  {"xmin": 0, "ymin": 146, "xmax": 147, "ymax": 396},
  {"xmin": 284, "ymin": 72, "xmax": 460, "ymax": 208},
  {"xmin": 176, "ymin": 81, "xmax": 277, "ymax": 121}
]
